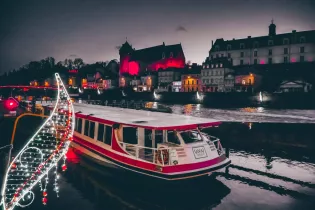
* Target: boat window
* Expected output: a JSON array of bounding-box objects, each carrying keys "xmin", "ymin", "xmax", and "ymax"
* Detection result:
[
  {"xmin": 123, "ymin": 127, "xmax": 138, "ymax": 144},
  {"xmin": 154, "ymin": 130, "xmax": 163, "ymax": 148},
  {"xmin": 89, "ymin": 121, "xmax": 95, "ymax": 139},
  {"xmin": 145, "ymin": 129, "xmax": 152, "ymax": 147},
  {"xmin": 180, "ymin": 130, "xmax": 203, "ymax": 144},
  {"xmin": 98, "ymin": 123, "xmax": 105, "ymax": 142},
  {"xmin": 84, "ymin": 120, "xmax": 89, "ymax": 136},
  {"xmin": 77, "ymin": 118, "xmax": 82, "ymax": 133},
  {"xmin": 167, "ymin": 131, "xmax": 180, "ymax": 145},
  {"xmin": 104, "ymin": 126, "xmax": 112, "ymax": 145}
]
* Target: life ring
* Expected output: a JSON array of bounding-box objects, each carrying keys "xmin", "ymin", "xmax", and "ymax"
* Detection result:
[{"xmin": 156, "ymin": 148, "xmax": 169, "ymax": 165}]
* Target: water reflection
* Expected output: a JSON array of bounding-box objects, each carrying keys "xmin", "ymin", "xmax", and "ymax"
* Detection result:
[{"xmin": 64, "ymin": 156, "xmax": 231, "ymax": 210}]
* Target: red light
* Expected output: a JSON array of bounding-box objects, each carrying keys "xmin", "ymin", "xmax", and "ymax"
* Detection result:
[{"xmin": 4, "ymin": 98, "xmax": 19, "ymax": 110}]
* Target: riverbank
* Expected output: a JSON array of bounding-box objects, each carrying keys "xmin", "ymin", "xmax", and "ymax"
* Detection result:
[{"xmin": 75, "ymin": 89, "xmax": 315, "ymax": 109}]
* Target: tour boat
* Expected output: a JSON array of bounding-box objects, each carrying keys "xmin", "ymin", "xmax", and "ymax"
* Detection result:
[{"xmin": 46, "ymin": 102, "xmax": 231, "ymax": 181}]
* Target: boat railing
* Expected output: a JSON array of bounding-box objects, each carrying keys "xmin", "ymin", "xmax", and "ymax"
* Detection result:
[
  {"xmin": 201, "ymin": 133, "xmax": 225, "ymax": 155},
  {"xmin": 118, "ymin": 142, "xmax": 171, "ymax": 166}
]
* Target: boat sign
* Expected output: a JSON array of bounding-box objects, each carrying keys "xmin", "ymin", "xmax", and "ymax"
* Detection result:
[{"xmin": 192, "ymin": 146, "xmax": 208, "ymax": 159}]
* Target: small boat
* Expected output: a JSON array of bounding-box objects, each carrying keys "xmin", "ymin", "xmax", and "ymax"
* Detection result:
[{"xmin": 46, "ymin": 102, "xmax": 231, "ymax": 181}]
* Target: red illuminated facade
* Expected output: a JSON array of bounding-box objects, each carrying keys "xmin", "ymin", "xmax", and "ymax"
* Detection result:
[{"xmin": 119, "ymin": 41, "xmax": 186, "ymax": 75}]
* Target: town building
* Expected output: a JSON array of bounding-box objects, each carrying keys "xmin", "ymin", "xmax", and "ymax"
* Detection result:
[
  {"xmin": 68, "ymin": 69, "xmax": 79, "ymax": 88},
  {"xmin": 172, "ymin": 81, "xmax": 182, "ymax": 92},
  {"xmin": 119, "ymin": 75, "xmax": 132, "ymax": 88},
  {"xmin": 137, "ymin": 75, "xmax": 157, "ymax": 92},
  {"xmin": 201, "ymin": 58, "xmax": 234, "ymax": 92},
  {"xmin": 119, "ymin": 41, "xmax": 186, "ymax": 75},
  {"xmin": 181, "ymin": 65, "xmax": 202, "ymax": 92},
  {"xmin": 208, "ymin": 21, "xmax": 315, "ymax": 66},
  {"xmin": 157, "ymin": 68, "xmax": 182, "ymax": 92},
  {"xmin": 103, "ymin": 79, "xmax": 117, "ymax": 90},
  {"xmin": 234, "ymin": 71, "xmax": 262, "ymax": 92},
  {"xmin": 277, "ymin": 80, "xmax": 312, "ymax": 93}
]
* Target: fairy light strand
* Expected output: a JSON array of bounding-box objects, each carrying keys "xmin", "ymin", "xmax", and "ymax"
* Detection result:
[{"xmin": 1, "ymin": 73, "xmax": 75, "ymax": 210}]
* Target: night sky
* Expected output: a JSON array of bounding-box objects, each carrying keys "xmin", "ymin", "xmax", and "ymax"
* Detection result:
[{"xmin": 0, "ymin": 0, "xmax": 315, "ymax": 74}]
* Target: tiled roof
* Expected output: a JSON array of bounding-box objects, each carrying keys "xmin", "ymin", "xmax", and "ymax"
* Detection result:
[
  {"xmin": 130, "ymin": 43, "xmax": 184, "ymax": 63},
  {"xmin": 210, "ymin": 30, "xmax": 315, "ymax": 53}
]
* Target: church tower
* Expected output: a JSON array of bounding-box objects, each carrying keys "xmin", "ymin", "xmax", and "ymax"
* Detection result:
[
  {"xmin": 268, "ymin": 19, "xmax": 276, "ymax": 36},
  {"xmin": 119, "ymin": 40, "xmax": 134, "ymax": 75}
]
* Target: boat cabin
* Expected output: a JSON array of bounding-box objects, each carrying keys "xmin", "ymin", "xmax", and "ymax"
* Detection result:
[{"xmin": 73, "ymin": 103, "xmax": 223, "ymax": 167}]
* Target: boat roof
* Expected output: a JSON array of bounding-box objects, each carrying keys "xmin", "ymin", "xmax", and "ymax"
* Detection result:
[{"xmin": 73, "ymin": 103, "xmax": 220, "ymax": 130}]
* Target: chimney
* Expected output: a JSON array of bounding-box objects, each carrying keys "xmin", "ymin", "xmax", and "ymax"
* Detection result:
[
  {"xmin": 292, "ymin": 30, "xmax": 296, "ymax": 33},
  {"xmin": 233, "ymin": 38, "xmax": 235, "ymax": 40},
  {"xmin": 211, "ymin": 40, "xmax": 213, "ymax": 47},
  {"xmin": 248, "ymin": 36, "xmax": 251, "ymax": 38}
]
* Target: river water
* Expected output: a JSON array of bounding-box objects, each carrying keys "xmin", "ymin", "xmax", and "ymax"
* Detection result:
[{"xmin": 0, "ymin": 105, "xmax": 315, "ymax": 210}]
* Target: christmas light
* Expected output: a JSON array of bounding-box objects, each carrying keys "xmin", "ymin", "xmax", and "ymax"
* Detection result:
[{"xmin": 1, "ymin": 73, "xmax": 75, "ymax": 210}]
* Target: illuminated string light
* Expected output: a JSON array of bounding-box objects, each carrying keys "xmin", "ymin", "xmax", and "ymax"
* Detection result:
[{"xmin": 1, "ymin": 73, "xmax": 75, "ymax": 210}]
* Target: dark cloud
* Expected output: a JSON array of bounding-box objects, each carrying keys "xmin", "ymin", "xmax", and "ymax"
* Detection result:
[{"xmin": 176, "ymin": 25, "xmax": 188, "ymax": 32}]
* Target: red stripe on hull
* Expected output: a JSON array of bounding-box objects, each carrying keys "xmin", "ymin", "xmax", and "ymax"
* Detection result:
[{"xmin": 73, "ymin": 135, "xmax": 228, "ymax": 175}]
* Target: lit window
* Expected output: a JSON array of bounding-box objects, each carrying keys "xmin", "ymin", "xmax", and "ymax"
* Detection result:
[
  {"xmin": 242, "ymin": 79, "xmax": 246, "ymax": 85},
  {"xmin": 220, "ymin": 63, "xmax": 223, "ymax": 67},
  {"xmin": 216, "ymin": 64, "xmax": 218, "ymax": 68},
  {"xmin": 206, "ymin": 65, "xmax": 209, "ymax": 68},
  {"xmin": 211, "ymin": 64, "xmax": 214, "ymax": 68}
]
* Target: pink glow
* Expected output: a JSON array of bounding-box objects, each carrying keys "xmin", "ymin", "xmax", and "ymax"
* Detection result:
[
  {"xmin": 120, "ymin": 53, "xmax": 185, "ymax": 75},
  {"xmin": 120, "ymin": 55, "xmax": 130, "ymax": 74},
  {"xmin": 260, "ymin": 60, "xmax": 265, "ymax": 64},
  {"xmin": 128, "ymin": 61, "xmax": 140, "ymax": 75},
  {"xmin": 291, "ymin": 58, "xmax": 296, "ymax": 63}
]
